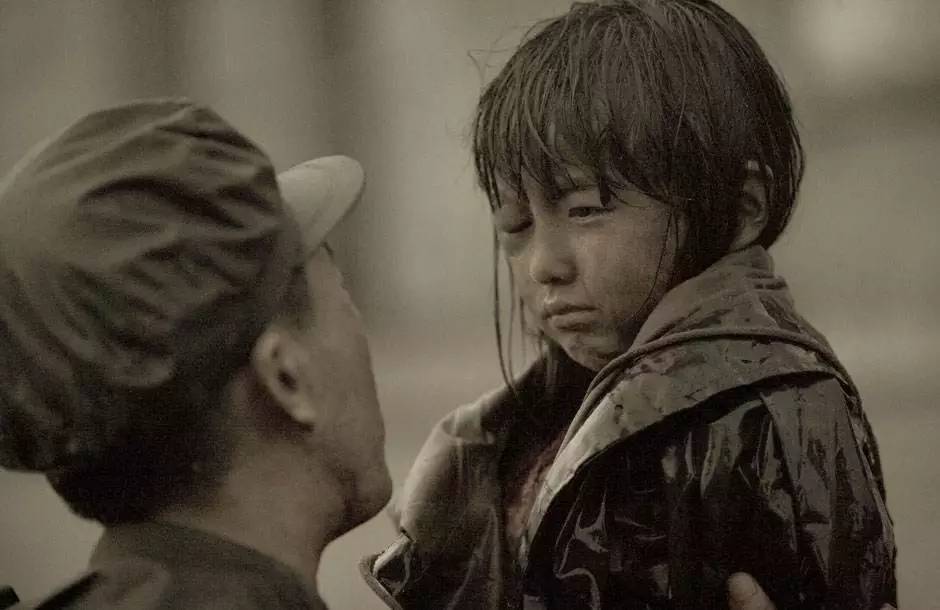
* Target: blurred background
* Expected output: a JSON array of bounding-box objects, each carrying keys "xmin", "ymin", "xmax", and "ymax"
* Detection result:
[{"xmin": 1, "ymin": 0, "xmax": 937, "ymax": 607}]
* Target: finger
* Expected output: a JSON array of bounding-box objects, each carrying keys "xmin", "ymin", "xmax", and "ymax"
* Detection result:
[{"xmin": 727, "ymin": 572, "xmax": 776, "ymax": 610}]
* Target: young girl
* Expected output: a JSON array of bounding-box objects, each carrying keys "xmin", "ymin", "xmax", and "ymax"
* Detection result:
[{"xmin": 362, "ymin": 2, "xmax": 897, "ymax": 608}]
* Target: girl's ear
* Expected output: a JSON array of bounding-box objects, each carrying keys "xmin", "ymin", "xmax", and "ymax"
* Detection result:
[{"xmin": 730, "ymin": 162, "xmax": 770, "ymax": 251}]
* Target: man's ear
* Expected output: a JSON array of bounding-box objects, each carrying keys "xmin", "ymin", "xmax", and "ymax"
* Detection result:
[
  {"xmin": 250, "ymin": 328, "xmax": 317, "ymax": 429},
  {"xmin": 730, "ymin": 162, "xmax": 770, "ymax": 251}
]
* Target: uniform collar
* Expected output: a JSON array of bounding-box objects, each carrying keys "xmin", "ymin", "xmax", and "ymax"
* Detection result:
[{"xmin": 91, "ymin": 520, "xmax": 326, "ymax": 609}]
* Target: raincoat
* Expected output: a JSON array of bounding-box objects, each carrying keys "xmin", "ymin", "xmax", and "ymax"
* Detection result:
[{"xmin": 361, "ymin": 246, "xmax": 897, "ymax": 609}]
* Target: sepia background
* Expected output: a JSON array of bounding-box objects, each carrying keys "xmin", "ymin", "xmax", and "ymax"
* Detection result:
[{"xmin": 1, "ymin": 1, "xmax": 938, "ymax": 607}]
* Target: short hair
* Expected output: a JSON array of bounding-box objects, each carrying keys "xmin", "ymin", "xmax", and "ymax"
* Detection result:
[
  {"xmin": 275, "ymin": 263, "xmax": 315, "ymax": 329},
  {"xmin": 473, "ymin": 0, "xmax": 804, "ymax": 278},
  {"xmin": 49, "ymin": 269, "xmax": 312, "ymax": 525}
]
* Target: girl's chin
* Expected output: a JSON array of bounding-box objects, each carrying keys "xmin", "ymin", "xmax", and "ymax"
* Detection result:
[{"xmin": 557, "ymin": 341, "xmax": 621, "ymax": 372}]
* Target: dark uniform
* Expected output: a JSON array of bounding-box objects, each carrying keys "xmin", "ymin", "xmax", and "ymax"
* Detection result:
[{"xmin": 10, "ymin": 522, "xmax": 327, "ymax": 610}]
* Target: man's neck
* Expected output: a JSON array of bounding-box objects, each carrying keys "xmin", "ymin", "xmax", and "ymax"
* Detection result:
[{"xmin": 158, "ymin": 461, "xmax": 345, "ymax": 596}]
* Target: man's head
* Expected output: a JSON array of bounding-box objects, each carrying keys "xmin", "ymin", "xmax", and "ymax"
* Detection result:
[
  {"xmin": 237, "ymin": 244, "xmax": 391, "ymax": 533},
  {"xmin": 473, "ymin": 0, "xmax": 803, "ymax": 370},
  {"xmin": 0, "ymin": 99, "xmax": 390, "ymax": 532}
]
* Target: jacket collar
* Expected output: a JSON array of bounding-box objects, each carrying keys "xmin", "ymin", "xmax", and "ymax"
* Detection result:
[{"xmin": 92, "ymin": 520, "xmax": 323, "ymax": 607}]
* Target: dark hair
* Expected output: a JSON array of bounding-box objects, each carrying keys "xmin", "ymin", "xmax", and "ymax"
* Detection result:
[
  {"xmin": 49, "ymin": 269, "xmax": 312, "ymax": 525},
  {"xmin": 474, "ymin": 0, "xmax": 803, "ymax": 387},
  {"xmin": 48, "ymin": 380, "xmax": 235, "ymax": 525},
  {"xmin": 276, "ymin": 263, "xmax": 315, "ymax": 328}
]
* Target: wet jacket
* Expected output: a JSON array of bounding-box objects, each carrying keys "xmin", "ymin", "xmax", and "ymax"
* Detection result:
[
  {"xmin": 11, "ymin": 521, "xmax": 328, "ymax": 610},
  {"xmin": 361, "ymin": 246, "xmax": 897, "ymax": 609}
]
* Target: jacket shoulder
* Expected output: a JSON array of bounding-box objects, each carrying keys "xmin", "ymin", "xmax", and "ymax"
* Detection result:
[{"xmin": 684, "ymin": 372, "xmax": 884, "ymax": 488}]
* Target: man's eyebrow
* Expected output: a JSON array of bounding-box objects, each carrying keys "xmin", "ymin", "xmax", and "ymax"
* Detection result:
[{"xmin": 322, "ymin": 241, "xmax": 335, "ymax": 259}]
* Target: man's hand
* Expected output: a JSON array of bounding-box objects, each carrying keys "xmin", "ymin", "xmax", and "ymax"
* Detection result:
[
  {"xmin": 726, "ymin": 573, "xmax": 897, "ymax": 610},
  {"xmin": 727, "ymin": 573, "xmax": 776, "ymax": 610}
]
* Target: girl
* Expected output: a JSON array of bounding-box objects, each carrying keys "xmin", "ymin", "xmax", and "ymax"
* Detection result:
[{"xmin": 363, "ymin": 2, "xmax": 897, "ymax": 608}]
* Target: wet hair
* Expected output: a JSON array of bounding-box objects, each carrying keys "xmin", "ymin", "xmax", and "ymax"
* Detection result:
[
  {"xmin": 49, "ymin": 269, "xmax": 312, "ymax": 525},
  {"xmin": 474, "ymin": 0, "xmax": 803, "ymax": 388}
]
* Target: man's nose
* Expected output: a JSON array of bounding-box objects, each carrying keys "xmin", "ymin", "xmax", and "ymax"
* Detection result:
[{"xmin": 528, "ymin": 224, "xmax": 575, "ymax": 285}]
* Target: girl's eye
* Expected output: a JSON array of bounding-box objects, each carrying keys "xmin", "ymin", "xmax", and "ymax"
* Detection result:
[
  {"xmin": 568, "ymin": 206, "xmax": 608, "ymax": 219},
  {"xmin": 504, "ymin": 220, "xmax": 532, "ymax": 234}
]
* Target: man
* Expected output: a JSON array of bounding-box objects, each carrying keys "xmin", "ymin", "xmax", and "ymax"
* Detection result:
[
  {"xmin": 0, "ymin": 100, "xmax": 895, "ymax": 610},
  {"xmin": 0, "ymin": 99, "xmax": 391, "ymax": 608}
]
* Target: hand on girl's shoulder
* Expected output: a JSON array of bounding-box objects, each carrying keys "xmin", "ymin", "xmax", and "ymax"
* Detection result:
[{"xmin": 727, "ymin": 573, "xmax": 897, "ymax": 610}]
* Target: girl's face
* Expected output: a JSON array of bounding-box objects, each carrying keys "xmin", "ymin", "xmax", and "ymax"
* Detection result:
[{"xmin": 494, "ymin": 172, "xmax": 684, "ymax": 372}]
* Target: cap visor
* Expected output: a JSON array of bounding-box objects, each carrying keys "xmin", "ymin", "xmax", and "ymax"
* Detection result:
[{"xmin": 276, "ymin": 155, "xmax": 365, "ymax": 257}]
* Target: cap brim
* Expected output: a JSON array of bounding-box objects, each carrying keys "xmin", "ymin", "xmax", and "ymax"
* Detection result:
[{"xmin": 276, "ymin": 155, "xmax": 365, "ymax": 257}]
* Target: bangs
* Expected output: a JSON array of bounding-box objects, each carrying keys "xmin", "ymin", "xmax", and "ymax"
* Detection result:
[
  {"xmin": 474, "ymin": 5, "xmax": 685, "ymax": 208},
  {"xmin": 472, "ymin": 1, "xmax": 801, "ymax": 218}
]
